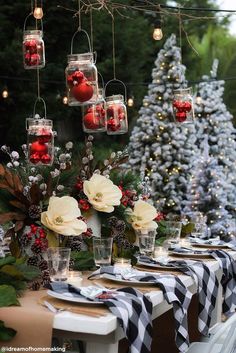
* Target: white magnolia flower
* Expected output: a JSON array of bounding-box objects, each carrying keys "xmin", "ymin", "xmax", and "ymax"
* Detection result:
[
  {"xmin": 83, "ymin": 174, "xmax": 122, "ymax": 213},
  {"xmin": 126, "ymin": 199, "xmax": 158, "ymax": 230},
  {"xmin": 41, "ymin": 196, "xmax": 87, "ymax": 236}
]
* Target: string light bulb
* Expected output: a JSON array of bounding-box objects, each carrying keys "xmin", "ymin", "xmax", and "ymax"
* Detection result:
[
  {"xmin": 127, "ymin": 96, "xmax": 134, "ymax": 107},
  {"xmin": 196, "ymin": 91, "xmax": 202, "ymax": 105},
  {"xmin": 2, "ymin": 88, "xmax": 8, "ymax": 99},
  {"xmin": 153, "ymin": 12, "xmax": 163, "ymax": 41},
  {"xmin": 62, "ymin": 96, "xmax": 68, "ymax": 105},
  {"xmin": 33, "ymin": 2, "xmax": 43, "ymax": 19}
]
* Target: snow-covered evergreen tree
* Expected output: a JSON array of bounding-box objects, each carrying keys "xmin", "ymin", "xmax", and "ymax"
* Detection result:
[
  {"xmin": 127, "ymin": 34, "xmax": 199, "ymax": 213},
  {"xmin": 184, "ymin": 137, "xmax": 235, "ymax": 239},
  {"xmin": 194, "ymin": 59, "xmax": 236, "ymax": 213}
]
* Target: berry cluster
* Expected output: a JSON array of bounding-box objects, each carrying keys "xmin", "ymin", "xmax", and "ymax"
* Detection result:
[
  {"xmin": 83, "ymin": 104, "xmax": 106, "ymax": 131},
  {"xmin": 23, "ymin": 39, "xmax": 44, "ymax": 68},
  {"xmin": 173, "ymin": 100, "xmax": 192, "ymax": 122},
  {"xmin": 119, "ymin": 185, "xmax": 137, "ymax": 207},
  {"xmin": 67, "ymin": 70, "xmax": 94, "ymax": 102},
  {"xmin": 107, "ymin": 104, "xmax": 126, "ymax": 132},
  {"xmin": 24, "ymin": 224, "xmax": 48, "ymax": 254},
  {"xmin": 29, "ymin": 128, "xmax": 52, "ymax": 165}
]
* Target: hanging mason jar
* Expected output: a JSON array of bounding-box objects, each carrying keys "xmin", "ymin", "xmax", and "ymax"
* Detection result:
[
  {"xmin": 82, "ymin": 89, "xmax": 106, "ymax": 133},
  {"xmin": 23, "ymin": 12, "xmax": 45, "ymax": 70},
  {"xmin": 105, "ymin": 79, "xmax": 128, "ymax": 135},
  {"xmin": 26, "ymin": 99, "xmax": 54, "ymax": 166},
  {"xmin": 65, "ymin": 29, "xmax": 98, "ymax": 106},
  {"xmin": 172, "ymin": 87, "xmax": 194, "ymax": 123}
]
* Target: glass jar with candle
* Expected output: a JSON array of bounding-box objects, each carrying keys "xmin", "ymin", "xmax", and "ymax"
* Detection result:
[
  {"xmin": 65, "ymin": 53, "xmax": 98, "ymax": 106},
  {"xmin": 26, "ymin": 117, "xmax": 54, "ymax": 166},
  {"xmin": 23, "ymin": 30, "xmax": 45, "ymax": 69},
  {"xmin": 172, "ymin": 87, "xmax": 194, "ymax": 123},
  {"xmin": 82, "ymin": 89, "xmax": 106, "ymax": 133},
  {"xmin": 106, "ymin": 95, "xmax": 128, "ymax": 135}
]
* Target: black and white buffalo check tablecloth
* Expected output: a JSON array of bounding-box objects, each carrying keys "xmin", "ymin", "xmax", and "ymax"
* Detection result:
[{"xmin": 89, "ymin": 266, "xmax": 193, "ymax": 352}]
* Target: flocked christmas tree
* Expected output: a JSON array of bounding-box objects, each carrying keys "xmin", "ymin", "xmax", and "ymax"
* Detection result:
[
  {"xmin": 184, "ymin": 136, "xmax": 235, "ymax": 239},
  {"xmin": 194, "ymin": 59, "xmax": 236, "ymax": 214},
  {"xmin": 127, "ymin": 34, "xmax": 199, "ymax": 213}
]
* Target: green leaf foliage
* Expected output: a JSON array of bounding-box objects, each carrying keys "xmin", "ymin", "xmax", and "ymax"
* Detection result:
[
  {"xmin": 70, "ymin": 251, "xmax": 96, "ymax": 271},
  {"xmin": 0, "ymin": 321, "xmax": 17, "ymax": 341},
  {"xmin": 0, "ymin": 285, "xmax": 19, "ymax": 307}
]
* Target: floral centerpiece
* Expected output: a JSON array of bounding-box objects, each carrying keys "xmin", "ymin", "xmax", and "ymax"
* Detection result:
[{"xmin": 0, "ymin": 136, "xmax": 164, "ymax": 277}]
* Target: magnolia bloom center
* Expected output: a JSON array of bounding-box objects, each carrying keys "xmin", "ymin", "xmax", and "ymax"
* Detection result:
[
  {"xmin": 55, "ymin": 216, "xmax": 64, "ymax": 224},
  {"xmin": 93, "ymin": 192, "xmax": 103, "ymax": 202}
]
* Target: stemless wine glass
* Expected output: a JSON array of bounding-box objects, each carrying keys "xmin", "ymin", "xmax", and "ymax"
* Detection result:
[
  {"xmin": 47, "ymin": 247, "xmax": 71, "ymax": 281},
  {"xmin": 93, "ymin": 238, "xmax": 113, "ymax": 267},
  {"xmin": 135, "ymin": 229, "xmax": 156, "ymax": 256},
  {"xmin": 165, "ymin": 221, "xmax": 182, "ymax": 247}
]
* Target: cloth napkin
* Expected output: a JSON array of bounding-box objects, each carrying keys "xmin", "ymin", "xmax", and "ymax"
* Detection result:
[
  {"xmin": 89, "ymin": 266, "xmax": 192, "ymax": 352},
  {"xmin": 138, "ymin": 256, "xmax": 219, "ymax": 336},
  {"xmin": 170, "ymin": 246, "xmax": 209, "ymax": 255},
  {"xmin": 209, "ymin": 250, "xmax": 236, "ymax": 315},
  {"xmin": 50, "ymin": 282, "xmax": 153, "ymax": 353}
]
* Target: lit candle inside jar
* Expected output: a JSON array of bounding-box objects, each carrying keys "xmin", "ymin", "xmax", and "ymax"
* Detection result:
[
  {"xmin": 154, "ymin": 246, "xmax": 168, "ymax": 258},
  {"xmin": 66, "ymin": 271, "xmax": 83, "ymax": 287},
  {"xmin": 114, "ymin": 258, "xmax": 131, "ymax": 269}
]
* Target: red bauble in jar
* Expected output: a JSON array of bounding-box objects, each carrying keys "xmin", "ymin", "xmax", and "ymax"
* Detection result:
[
  {"xmin": 176, "ymin": 112, "xmax": 187, "ymax": 122},
  {"xmin": 72, "ymin": 81, "xmax": 94, "ymax": 102},
  {"xmin": 26, "ymin": 117, "xmax": 54, "ymax": 166},
  {"xmin": 83, "ymin": 111, "xmax": 100, "ymax": 130},
  {"xmin": 105, "ymin": 95, "xmax": 128, "ymax": 135},
  {"xmin": 23, "ymin": 30, "xmax": 45, "ymax": 69},
  {"xmin": 82, "ymin": 89, "xmax": 107, "ymax": 133},
  {"xmin": 172, "ymin": 88, "xmax": 194, "ymax": 123}
]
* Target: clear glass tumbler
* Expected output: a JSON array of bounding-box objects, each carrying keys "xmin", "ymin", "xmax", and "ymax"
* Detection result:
[
  {"xmin": 47, "ymin": 247, "xmax": 71, "ymax": 281},
  {"xmin": 93, "ymin": 238, "xmax": 113, "ymax": 267},
  {"xmin": 135, "ymin": 229, "xmax": 156, "ymax": 256}
]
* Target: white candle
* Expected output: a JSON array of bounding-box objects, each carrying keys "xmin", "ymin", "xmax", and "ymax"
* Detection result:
[
  {"xmin": 66, "ymin": 271, "xmax": 83, "ymax": 287},
  {"xmin": 114, "ymin": 258, "xmax": 131, "ymax": 269}
]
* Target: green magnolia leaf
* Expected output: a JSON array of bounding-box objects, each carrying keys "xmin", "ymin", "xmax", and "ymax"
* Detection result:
[
  {"xmin": 0, "ymin": 285, "xmax": 20, "ymax": 307},
  {"xmin": 15, "ymin": 264, "xmax": 40, "ymax": 281},
  {"xmin": 0, "ymin": 256, "xmax": 16, "ymax": 268},
  {"xmin": 0, "ymin": 273, "xmax": 27, "ymax": 292},
  {"xmin": 9, "ymin": 239, "xmax": 21, "ymax": 258},
  {"xmin": 46, "ymin": 230, "xmax": 59, "ymax": 248},
  {"xmin": 0, "ymin": 265, "xmax": 24, "ymax": 280},
  {"xmin": 0, "ymin": 320, "xmax": 17, "ymax": 341},
  {"xmin": 181, "ymin": 223, "xmax": 195, "ymax": 236}
]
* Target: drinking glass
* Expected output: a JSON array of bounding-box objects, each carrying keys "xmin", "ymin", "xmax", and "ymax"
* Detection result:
[
  {"xmin": 93, "ymin": 238, "xmax": 113, "ymax": 267},
  {"xmin": 47, "ymin": 247, "xmax": 71, "ymax": 281},
  {"xmin": 135, "ymin": 229, "xmax": 156, "ymax": 256},
  {"xmin": 165, "ymin": 221, "xmax": 182, "ymax": 246},
  {"xmin": 191, "ymin": 222, "xmax": 208, "ymax": 238}
]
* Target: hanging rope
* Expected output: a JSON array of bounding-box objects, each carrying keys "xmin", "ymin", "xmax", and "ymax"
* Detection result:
[
  {"xmin": 90, "ymin": 7, "xmax": 94, "ymax": 52},
  {"xmin": 77, "ymin": 0, "xmax": 82, "ymax": 30},
  {"xmin": 112, "ymin": 11, "xmax": 116, "ymax": 80}
]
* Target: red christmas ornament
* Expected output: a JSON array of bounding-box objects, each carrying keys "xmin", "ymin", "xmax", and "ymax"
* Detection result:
[
  {"xmin": 67, "ymin": 74, "xmax": 74, "ymax": 88},
  {"xmin": 25, "ymin": 40, "xmax": 37, "ymax": 54},
  {"xmin": 72, "ymin": 82, "xmax": 94, "ymax": 102},
  {"xmin": 72, "ymin": 70, "xmax": 85, "ymax": 84},
  {"xmin": 41, "ymin": 154, "xmax": 52, "ymax": 164},
  {"xmin": 107, "ymin": 105, "xmax": 115, "ymax": 117},
  {"xmin": 37, "ymin": 129, "xmax": 52, "ymax": 144},
  {"xmin": 118, "ymin": 112, "xmax": 125, "ymax": 120},
  {"xmin": 176, "ymin": 111, "xmax": 187, "ymax": 122},
  {"xmin": 29, "ymin": 153, "xmax": 41, "ymax": 164},
  {"xmin": 83, "ymin": 112, "xmax": 100, "ymax": 130},
  {"xmin": 184, "ymin": 101, "xmax": 192, "ymax": 112},
  {"xmin": 30, "ymin": 141, "xmax": 48, "ymax": 156},
  {"xmin": 30, "ymin": 53, "xmax": 40, "ymax": 66},
  {"xmin": 107, "ymin": 118, "xmax": 121, "ymax": 132}
]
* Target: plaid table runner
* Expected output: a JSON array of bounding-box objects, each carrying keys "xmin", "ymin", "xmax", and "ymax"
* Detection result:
[
  {"xmin": 89, "ymin": 266, "xmax": 192, "ymax": 352},
  {"xmin": 139, "ymin": 256, "xmax": 219, "ymax": 336},
  {"xmin": 210, "ymin": 250, "xmax": 236, "ymax": 315},
  {"xmin": 50, "ymin": 282, "xmax": 153, "ymax": 353}
]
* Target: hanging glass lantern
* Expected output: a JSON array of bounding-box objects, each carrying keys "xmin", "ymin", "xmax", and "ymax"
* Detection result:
[
  {"xmin": 65, "ymin": 29, "xmax": 98, "ymax": 106},
  {"xmin": 26, "ymin": 99, "xmax": 54, "ymax": 166},
  {"xmin": 172, "ymin": 87, "xmax": 194, "ymax": 123},
  {"xmin": 23, "ymin": 29, "xmax": 45, "ymax": 70},
  {"xmin": 106, "ymin": 95, "xmax": 128, "ymax": 135},
  {"xmin": 82, "ymin": 89, "xmax": 106, "ymax": 133}
]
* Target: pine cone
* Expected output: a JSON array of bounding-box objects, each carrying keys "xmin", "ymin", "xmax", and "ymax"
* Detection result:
[
  {"xmin": 107, "ymin": 216, "xmax": 119, "ymax": 228},
  {"xmin": 113, "ymin": 234, "xmax": 125, "ymax": 246},
  {"xmin": 31, "ymin": 243, "xmax": 42, "ymax": 255},
  {"xmin": 31, "ymin": 280, "xmax": 41, "ymax": 291},
  {"xmin": 114, "ymin": 220, "xmax": 126, "ymax": 234},
  {"xmin": 120, "ymin": 239, "xmax": 134, "ymax": 250},
  {"xmin": 41, "ymin": 270, "xmax": 51, "ymax": 288},
  {"xmin": 28, "ymin": 205, "xmax": 41, "ymax": 219},
  {"xmin": 20, "ymin": 235, "xmax": 31, "ymax": 247},
  {"xmin": 69, "ymin": 258, "xmax": 75, "ymax": 271},
  {"xmin": 70, "ymin": 241, "xmax": 82, "ymax": 252},
  {"xmin": 27, "ymin": 256, "xmax": 39, "ymax": 267},
  {"xmin": 38, "ymin": 260, "xmax": 48, "ymax": 271}
]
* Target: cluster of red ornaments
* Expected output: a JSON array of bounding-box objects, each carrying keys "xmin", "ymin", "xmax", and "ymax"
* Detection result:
[
  {"xmin": 67, "ymin": 70, "xmax": 94, "ymax": 102},
  {"xmin": 29, "ymin": 129, "xmax": 52, "ymax": 165},
  {"xmin": 83, "ymin": 104, "xmax": 106, "ymax": 130},
  {"xmin": 23, "ymin": 39, "xmax": 43, "ymax": 68},
  {"xmin": 27, "ymin": 224, "xmax": 48, "ymax": 251},
  {"xmin": 107, "ymin": 104, "xmax": 126, "ymax": 132},
  {"xmin": 119, "ymin": 184, "xmax": 137, "ymax": 207},
  {"xmin": 173, "ymin": 100, "xmax": 192, "ymax": 122}
]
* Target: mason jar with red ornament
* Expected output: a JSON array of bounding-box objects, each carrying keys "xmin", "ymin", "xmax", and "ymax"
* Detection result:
[
  {"xmin": 82, "ymin": 89, "xmax": 106, "ymax": 133},
  {"xmin": 26, "ymin": 117, "xmax": 54, "ymax": 166},
  {"xmin": 23, "ymin": 30, "xmax": 45, "ymax": 69},
  {"xmin": 65, "ymin": 53, "xmax": 98, "ymax": 106},
  {"xmin": 172, "ymin": 88, "xmax": 194, "ymax": 123},
  {"xmin": 105, "ymin": 95, "xmax": 128, "ymax": 135}
]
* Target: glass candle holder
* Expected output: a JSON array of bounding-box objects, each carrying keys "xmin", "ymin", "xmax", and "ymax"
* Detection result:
[
  {"xmin": 106, "ymin": 95, "xmax": 128, "ymax": 135},
  {"xmin": 23, "ymin": 30, "xmax": 45, "ymax": 69},
  {"xmin": 114, "ymin": 258, "xmax": 131, "ymax": 269},
  {"xmin": 66, "ymin": 271, "xmax": 83, "ymax": 287},
  {"xmin": 82, "ymin": 89, "xmax": 106, "ymax": 133}
]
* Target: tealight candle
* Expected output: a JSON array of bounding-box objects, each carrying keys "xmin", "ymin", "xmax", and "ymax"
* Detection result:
[
  {"xmin": 114, "ymin": 258, "xmax": 132, "ymax": 269},
  {"xmin": 154, "ymin": 246, "xmax": 168, "ymax": 258},
  {"xmin": 66, "ymin": 271, "xmax": 83, "ymax": 287}
]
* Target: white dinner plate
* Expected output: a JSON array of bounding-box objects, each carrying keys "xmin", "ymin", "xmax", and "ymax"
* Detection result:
[
  {"xmin": 102, "ymin": 273, "xmax": 157, "ymax": 285},
  {"xmin": 191, "ymin": 243, "xmax": 228, "ymax": 249},
  {"xmin": 169, "ymin": 250, "xmax": 211, "ymax": 259},
  {"xmin": 47, "ymin": 290, "xmax": 104, "ymax": 304},
  {"xmin": 137, "ymin": 260, "xmax": 184, "ymax": 270}
]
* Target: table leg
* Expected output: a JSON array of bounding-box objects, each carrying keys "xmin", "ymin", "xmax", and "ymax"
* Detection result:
[{"xmin": 85, "ymin": 341, "xmax": 119, "ymax": 353}]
